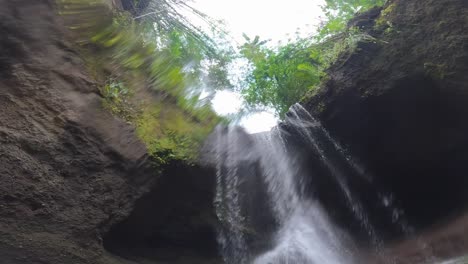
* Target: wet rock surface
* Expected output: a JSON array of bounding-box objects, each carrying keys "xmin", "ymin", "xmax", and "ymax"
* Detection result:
[{"xmin": 299, "ymin": 0, "xmax": 468, "ymax": 259}]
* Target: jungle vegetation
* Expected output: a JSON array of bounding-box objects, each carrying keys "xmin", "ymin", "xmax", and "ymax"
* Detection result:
[
  {"xmin": 58, "ymin": 0, "xmax": 231, "ymax": 165},
  {"xmin": 239, "ymin": 0, "xmax": 387, "ymax": 117},
  {"xmin": 57, "ymin": 0, "xmax": 388, "ymax": 163}
]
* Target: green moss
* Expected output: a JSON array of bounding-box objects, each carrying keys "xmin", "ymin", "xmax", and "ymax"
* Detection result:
[
  {"xmin": 375, "ymin": 2, "xmax": 397, "ymax": 29},
  {"xmin": 59, "ymin": 0, "xmax": 221, "ymax": 167},
  {"xmin": 100, "ymin": 80, "xmax": 139, "ymax": 121},
  {"xmin": 135, "ymin": 101, "xmax": 219, "ymax": 166}
]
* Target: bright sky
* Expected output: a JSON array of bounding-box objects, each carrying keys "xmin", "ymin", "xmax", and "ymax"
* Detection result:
[{"xmin": 192, "ymin": 0, "xmax": 326, "ymax": 133}]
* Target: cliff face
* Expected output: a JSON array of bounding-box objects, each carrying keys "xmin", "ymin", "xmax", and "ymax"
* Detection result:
[
  {"xmin": 301, "ymin": 0, "xmax": 468, "ymax": 247},
  {"xmin": 0, "ymin": 1, "xmax": 218, "ymax": 263},
  {"xmin": 3, "ymin": 0, "xmax": 468, "ymax": 262}
]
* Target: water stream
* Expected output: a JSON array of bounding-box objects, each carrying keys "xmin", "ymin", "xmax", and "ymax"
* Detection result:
[{"xmin": 207, "ymin": 103, "xmax": 440, "ymax": 264}]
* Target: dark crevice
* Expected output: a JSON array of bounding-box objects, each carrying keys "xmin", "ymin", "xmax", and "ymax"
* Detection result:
[
  {"xmin": 311, "ymin": 75, "xmax": 468, "ymax": 242},
  {"xmin": 103, "ymin": 162, "xmax": 221, "ymax": 263}
]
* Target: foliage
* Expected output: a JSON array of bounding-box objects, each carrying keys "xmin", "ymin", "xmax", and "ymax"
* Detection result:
[
  {"xmin": 318, "ymin": 0, "xmax": 387, "ymax": 39},
  {"xmin": 57, "ymin": 0, "xmax": 390, "ymax": 146},
  {"xmin": 323, "ymin": 28, "xmax": 377, "ymax": 66},
  {"xmin": 375, "ymin": 2, "xmax": 396, "ymax": 29},
  {"xmin": 132, "ymin": 0, "xmax": 235, "ymax": 93},
  {"xmin": 136, "ymin": 102, "xmax": 216, "ymax": 163},
  {"xmin": 239, "ymin": 36, "xmax": 323, "ymax": 117},
  {"xmin": 238, "ymin": 0, "xmax": 386, "ymax": 117},
  {"xmin": 100, "ymin": 79, "xmax": 138, "ymax": 121},
  {"xmin": 57, "ymin": 0, "xmax": 224, "ymax": 165}
]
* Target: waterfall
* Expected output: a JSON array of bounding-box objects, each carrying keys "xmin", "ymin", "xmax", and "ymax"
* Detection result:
[
  {"xmin": 286, "ymin": 104, "xmax": 380, "ymax": 247},
  {"xmin": 207, "ymin": 103, "xmax": 416, "ymax": 263}
]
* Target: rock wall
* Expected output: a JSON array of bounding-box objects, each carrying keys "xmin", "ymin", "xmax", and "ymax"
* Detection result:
[
  {"xmin": 301, "ymin": 0, "xmax": 468, "ymax": 243},
  {"xmin": 0, "ymin": 1, "xmax": 219, "ymax": 263}
]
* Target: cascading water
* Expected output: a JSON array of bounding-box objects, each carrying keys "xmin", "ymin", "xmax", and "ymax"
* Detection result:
[
  {"xmin": 253, "ymin": 125, "xmax": 354, "ymax": 264},
  {"xmin": 286, "ymin": 104, "xmax": 380, "ymax": 244},
  {"xmin": 207, "ymin": 103, "xmax": 417, "ymax": 264},
  {"xmin": 209, "ymin": 126, "xmax": 353, "ymax": 264}
]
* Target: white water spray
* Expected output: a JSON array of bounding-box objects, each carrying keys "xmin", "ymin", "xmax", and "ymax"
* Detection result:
[
  {"xmin": 209, "ymin": 115, "xmax": 355, "ymax": 263},
  {"xmin": 208, "ymin": 103, "xmax": 426, "ymax": 264}
]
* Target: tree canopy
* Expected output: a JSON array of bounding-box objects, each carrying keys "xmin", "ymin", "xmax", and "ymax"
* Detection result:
[
  {"xmin": 237, "ymin": 0, "xmax": 387, "ymax": 117},
  {"xmin": 58, "ymin": 0, "xmax": 388, "ymax": 161}
]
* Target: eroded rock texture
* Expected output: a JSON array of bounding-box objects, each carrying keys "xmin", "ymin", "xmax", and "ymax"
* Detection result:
[
  {"xmin": 0, "ymin": 1, "xmax": 219, "ymax": 263},
  {"xmin": 300, "ymin": 0, "xmax": 468, "ymax": 248}
]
